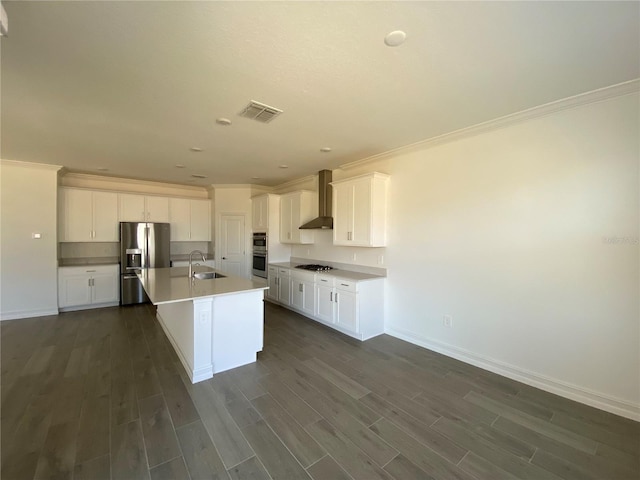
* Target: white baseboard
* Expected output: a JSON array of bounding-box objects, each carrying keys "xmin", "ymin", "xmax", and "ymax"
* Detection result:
[
  {"xmin": 59, "ymin": 302, "xmax": 119, "ymax": 313},
  {"xmin": 385, "ymin": 325, "xmax": 640, "ymax": 422},
  {"xmin": 0, "ymin": 308, "xmax": 59, "ymax": 321}
]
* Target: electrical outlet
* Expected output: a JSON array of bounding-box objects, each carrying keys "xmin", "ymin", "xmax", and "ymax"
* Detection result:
[
  {"xmin": 443, "ymin": 315, "xmax": 453, "ymax": 328},
  {"xmin": 352, "ymin": 253, "xmax": 357, "ymax": 261},
  {"xmin": 306, "ymin": 249, "xmax": 310, "ymax": 256},
  {"xmin": 377, "ymin": 255, "xmax": 384, "ymax": 265}
]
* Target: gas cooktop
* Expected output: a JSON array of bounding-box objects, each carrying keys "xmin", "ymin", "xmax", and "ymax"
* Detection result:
[{"xmin": 295, "ymin": 264, "xmax": 334, "ymax": 272}]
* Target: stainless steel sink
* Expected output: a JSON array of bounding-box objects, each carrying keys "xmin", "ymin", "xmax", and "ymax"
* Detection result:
[{"xmin": 193, "ymin": 271, "xmax": 226, "ymax": 280}]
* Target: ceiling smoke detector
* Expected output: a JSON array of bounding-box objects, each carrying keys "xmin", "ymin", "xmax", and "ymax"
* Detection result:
[{"xmin": 239, "ymin": 100, "xmax": 283, "ymax": 123}]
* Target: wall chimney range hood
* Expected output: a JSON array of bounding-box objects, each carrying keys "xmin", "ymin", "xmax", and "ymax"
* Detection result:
[{"xmin": 299, "ymin": 170, "xmax": 333, "ymax": 229}]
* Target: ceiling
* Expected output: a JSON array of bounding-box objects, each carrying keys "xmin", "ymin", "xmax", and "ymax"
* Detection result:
[{"xmin": 1, "ymin": 1, "xmax": 638, "ymax": 187}]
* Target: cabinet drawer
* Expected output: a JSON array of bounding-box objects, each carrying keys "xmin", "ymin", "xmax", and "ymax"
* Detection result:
[
  {"xmin": 335, "ymin": 279, "xmax": 357, "ymax": 292},
  {"xmin": 59, "ymin": 265, "xmax": 119, "ymax": 276},
  {"xmin": 278, "ymin": 268, "xmax": 290, "ymax": 276},
  {"xmin": 268, "ymin": 266, "xmax": 278, "ymax": 274},
  {"xmin": 316, "ymin": 275, "xmax": 335, "ymax": 287}
]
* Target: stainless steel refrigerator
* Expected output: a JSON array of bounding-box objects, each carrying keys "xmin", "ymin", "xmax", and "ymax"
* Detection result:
[{"xmin": 120, "ymin": 222, "xmax": 171, "ymax": 305}]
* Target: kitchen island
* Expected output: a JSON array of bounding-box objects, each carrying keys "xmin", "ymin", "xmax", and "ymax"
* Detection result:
[{"xmin": 137, "ymin": 266, "xmax": 268, "ymax": 383}]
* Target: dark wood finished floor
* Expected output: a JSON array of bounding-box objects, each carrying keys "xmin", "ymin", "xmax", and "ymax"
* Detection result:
[{"xmin": 2, "ymin": 302, "xmax": 639, "ymax": 480}]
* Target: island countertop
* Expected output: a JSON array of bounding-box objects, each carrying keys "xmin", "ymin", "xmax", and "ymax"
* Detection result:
[{"xmin": 137, "ymin": 266, "xmax": 268, "ymax": 305}]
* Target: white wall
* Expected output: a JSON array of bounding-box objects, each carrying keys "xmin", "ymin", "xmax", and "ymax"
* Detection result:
[
  {"xmin": 0, "ymin": 161, "xmax": 61, "ymax": 319},
  {"xmin": 293, "ymin": 92, "xmax": 640, "ymax": 419}
]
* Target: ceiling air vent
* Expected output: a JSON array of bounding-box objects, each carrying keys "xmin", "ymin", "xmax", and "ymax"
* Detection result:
[{"xmin": 239, "ymin": 100, "xmax": 283, "ymax": 123}]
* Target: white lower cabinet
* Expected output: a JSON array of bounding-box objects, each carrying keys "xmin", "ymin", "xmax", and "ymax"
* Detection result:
[
  {"xmin": 266, "ymin": 266, "xmax": 291, "ymax": 305},
  {"xmin": 58, "ymin": 265, "xmax": 119, "ymax": 310},
  {"xmin": 171, "ymin": 260, "xmax": 215, "ymax": 269},
  {"xmin": 290, "ymin": 270, "xmax": 315, "ymax": 317},
  {"xmin": 315, "ymin": 275, "xmax": 335, "ymax": 324},
  {"xmin": 267, "ymin": 265, "xmax": 385, "ymax": 341},
  {"xmin": 277, "ymin": 268, "xmax": 291, "ymax": 306},
  {"xmin": 266, "ymin": 266, "xmax": 279, "ymax": 302}
]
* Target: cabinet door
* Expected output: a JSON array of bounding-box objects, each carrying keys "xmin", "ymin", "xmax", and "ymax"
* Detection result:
[
  {"xmin": 91, "ymin": 271, "xmax": 119, "ymax": 304},
  {"xmin": 190, "ymin": 200, "xmax": 211, "ymax": 241},
  {"xmin": 352, "ymin": 179, "xmax": 372, "ymax": 245},
  {"xmin": 92, "ymin": 191, "xmax": 119, "ymax": 241},
  {"xmin": 315, "ymin": 284, "xmax": 335, "ymax": 323},
  {"xmin": 336, "ymin": 290, "xmax": 358, "ymax": 332},
  {"xmin": 278, "ymin": 275, "xmax": 291, "ymax": 305},
  {"xmin": 289, "ymin": 194, "xmax": 302, "ymax": 243},
  {"xmin": 169, "ymin": 198, "xmax": 191, "ymax": 241},
  {"xmin": 119, "ymin": 194, "xmax": 146, "ymax": 222},
  {"xmin": 301, "ymin": 279, "xmax": 315, "ymax": 316},
  {"xmin": 63, "ymin": 189, "xmax": 93, "ymax": 242},
  {"xmin": 252, "ymin": 196, "xmax": 268, "ymax": 231},
  {"xmin": 333, "ymin": 183, "xmax": 353, "ymax": 246},
  {"xmin": 146, "ymin": 196, "xmax": 169, "ymax": 223},
  {"xmin": 267, "ymin": 271, "xmax": 279, "ymax": 301},
  {"xmin": 280, "ymin": 196, "xmax": 293, "ymax": 243},
  {"xmin": 59, "ymin": 273, "xmax": 92, "ymax": 307},
  {"xmin": 291, "ymin": 278, "xmax": 304, "ymax": 310}
]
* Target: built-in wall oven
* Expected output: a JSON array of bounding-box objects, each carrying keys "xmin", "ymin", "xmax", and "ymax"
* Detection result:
[{"xmin": 252, "ymin": 232, "xmax": 268, "ymax": 278}]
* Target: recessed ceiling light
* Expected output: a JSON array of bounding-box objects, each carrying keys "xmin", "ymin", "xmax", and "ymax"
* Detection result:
[
  {"xmin": 175, "ymin": 164, "xmax": 186, "ymax": 168},
  {"xmin": 384, "ymin": 30, "xmax": 407, "ymax": 47},
  {"xmin": 191, "ymin": 174, "xmax": 207, "ymax": 179},
  {"xmin": 320, "ymin": 147, "xmax": 332, "ymax": 153},
  {"xmin": 216, "ymin": 118, "xmax": 232, "ymax": 126},
  {"xmin": 96, "ymin": 167, "xmax": 109, "ymax": 171},
  {"xmin": 278, "ymin": 165, "xmax": 289, "ymax": 169},
  {"xmin": 251, "ymin": 176, "xmax": 262, "ymax": 179},
  {"xmin": 190, "ymin": 147, "xmax": 203, "ymax": 152}
]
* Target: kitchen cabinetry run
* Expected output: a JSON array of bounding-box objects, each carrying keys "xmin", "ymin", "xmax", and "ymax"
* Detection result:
[
  {"xmin": 119, "ymin": 193, "xmax": 170, "ymax": 223},
  {"xmin": 169, "ymin": 198, "xmax": 211, "ymax": 241},
  {"xmin": 59, "ymin": 188, "xmax": 119, "ymax": 242},
  {"xmin": 332, "ymin": 172, "xmax": 389, "ymax": 247},
  {"xmin": 280, "ymin": 191, "xmax": 316, "ymax": 244},
  {"xmin": 58, "ymin": 265, "xmax": 119, "ymax": 310},
  {"xmin": 266, "ymin": 265, "xmax": 384, "ymax": 341}
]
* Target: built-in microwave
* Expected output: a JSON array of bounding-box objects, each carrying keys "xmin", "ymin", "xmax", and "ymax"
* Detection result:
[{"xmin": 252, "ymin": 232, "xmax": 267, "ymax": 251}]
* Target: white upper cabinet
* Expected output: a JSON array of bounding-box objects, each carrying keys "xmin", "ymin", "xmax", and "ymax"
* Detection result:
[
  {"xmin": 251, "ymin": 194, "xmax": 269, "ymax": 231},
  {"xmin": 280, "ymin": 191, "xmax": 316, "ymax": 244},
  {"xmin": 59, "ymin": 188, "xmax": 119, "ymax": 242},
  {"xmin": 332, "ymin": 172, "xmax": 389, "ymax": 247},
  {"xmin": 169, "ymin": 198, "xmax": 211, "ymax": 241},
  {"xmin": 119, "ymin": 194, "xmax": 169, "ymax": 223}
]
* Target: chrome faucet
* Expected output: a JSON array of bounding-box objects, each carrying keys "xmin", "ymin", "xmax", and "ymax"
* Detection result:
[{"xmin": 188, "ymin": 250, "xmax": 206, "ymax": 278}]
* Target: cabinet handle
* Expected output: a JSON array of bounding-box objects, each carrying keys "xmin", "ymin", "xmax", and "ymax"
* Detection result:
[
  {"xmin": 335, "ymin": 292, "xmax": 338, "ymax": 302},
  {"xmin": 86, "ymin": 270, "xmax": 96, "ymax": 273},
  {"xmin": 340, "ymin": 283, "xmax": 349, "ymax": 287},
  {"xmin": 88, "ymin": 279, "xmax": 91, "ymax": 287},
  {"xmin": 299, "ymin": 283, "xmax": 303, "ymax": 292},
  {"xmin": 330, "ymin": 292, "xmax": 333, "ymax": 302}
]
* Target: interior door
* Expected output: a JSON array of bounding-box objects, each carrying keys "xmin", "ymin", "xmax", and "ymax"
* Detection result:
[{"xmin": 220, "ymin": 214, "xmax": 246, "ymax": 277}]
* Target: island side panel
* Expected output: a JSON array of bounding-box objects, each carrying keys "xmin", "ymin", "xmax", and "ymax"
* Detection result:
[
  {"xmin": 157, "ymin": 299, "xmax": 214, "ymax": 383},
  {"xmin": 211, "ymin": 290, "xmax": 264, "ymax": 374}
]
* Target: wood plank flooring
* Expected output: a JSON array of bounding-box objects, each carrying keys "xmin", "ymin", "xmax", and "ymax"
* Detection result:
[{"xmin": 1, "ymin": 302, "xmax": 638, "ymax": 480}]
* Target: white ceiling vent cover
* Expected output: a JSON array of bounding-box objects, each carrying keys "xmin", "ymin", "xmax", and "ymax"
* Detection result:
[{"xmin": 239, "ymin": 100, "xmax": 283, "ymax": 123}]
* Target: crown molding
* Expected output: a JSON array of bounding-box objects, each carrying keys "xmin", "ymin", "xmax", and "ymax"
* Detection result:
[
  {"xmin": 211, "ymin": 184, "xmax": 253, "ymax": 189},
  {"xmin": 0, "ymin": 159, "xmax": 63, "ymax": 171},
  {"xmin": 61, "ymin": 171, "xmax": 206, "ymax": 191},
  {"xmin": 273, "ymin": 174, "xmax": 316, "ymax": 191},
  {"xmin": 340, "ymin": 79, "xmax": 640, "ymax": 171}
]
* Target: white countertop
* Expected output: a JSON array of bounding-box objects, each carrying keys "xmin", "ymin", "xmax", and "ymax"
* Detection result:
[
  {"xmin": 137, "ymin": 266, "xmax": 268, "ymax": 305},
  {"xmin": 269, "ymin": 262, "xmax": 385, "ymax": 282}
]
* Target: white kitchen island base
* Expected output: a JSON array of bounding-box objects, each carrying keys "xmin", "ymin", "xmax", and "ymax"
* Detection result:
[
  {"xmin": 156, "ymin": 289, "xmax": 264, "ymax": 383},
  {"xmin": 137, "ymin": 266, "xmax": 267, "ymax": 384}
]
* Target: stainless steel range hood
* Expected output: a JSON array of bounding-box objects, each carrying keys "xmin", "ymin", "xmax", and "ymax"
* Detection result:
[{"xmin": 299, "ymin": 170, "xmax": 333, "ymax": 229}]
